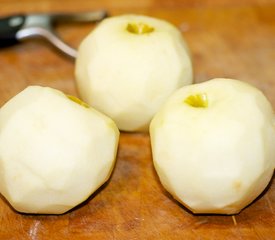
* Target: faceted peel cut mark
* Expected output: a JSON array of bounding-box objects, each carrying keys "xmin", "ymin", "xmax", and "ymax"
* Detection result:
[
  {"xmin": 67, "ymin": 95, "xmax": 90, "ymax": 108},
  {"xmin": 184, "ymin": 93, "xmax": 208, "ymax": 108},
  {"xmin": 126, "ymin": 22, "xmax": 154, "ymax": 35}
]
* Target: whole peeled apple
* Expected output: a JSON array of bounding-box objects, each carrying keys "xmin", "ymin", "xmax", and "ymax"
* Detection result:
[
  {"xmin": 0, "ymin": 86, "xmax": 119, "ymax": 214},
  {"xmin": 75, "ymin": 14, "xmax": 193, "ymax": 132},
  {"xmin": 150, "ymin": 78, "xmax": 275, "ymax": 214}
]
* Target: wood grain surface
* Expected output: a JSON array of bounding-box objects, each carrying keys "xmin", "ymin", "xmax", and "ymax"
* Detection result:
[{"xmin": 0, "ymin": 0, "xmax": 275, "ymax": 239}]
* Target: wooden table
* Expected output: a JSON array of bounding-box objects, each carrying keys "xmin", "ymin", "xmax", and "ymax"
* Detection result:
[{"xmin": 0, "ymin": 0, "xmax": 274, "ymax": 239}]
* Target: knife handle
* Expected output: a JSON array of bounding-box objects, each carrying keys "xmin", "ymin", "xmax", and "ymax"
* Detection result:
[{"xmin": 0, "ymin": 15, "xmax": 26, "ymax": 48}]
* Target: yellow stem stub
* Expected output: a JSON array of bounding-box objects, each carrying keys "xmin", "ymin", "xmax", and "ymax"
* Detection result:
[
  {"xmin": 126, "ymin": 22, "xmax": 154, "ymax": 34},
  {"xmin": 67, "ymin": 95, "xmax": 90, "ymax": 108},
  {"xmin": 184, "ymin": 93, "xmax": 208, "ymax": 108}
]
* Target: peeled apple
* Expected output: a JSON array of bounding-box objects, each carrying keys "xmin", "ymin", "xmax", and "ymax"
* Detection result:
[
  {"xmin": 0, "ymin": 86, "xmax": 119, "ymax": 214},
  {"xmin": 75, "ymin": 14, "xmax": 193, "ymax": 132},
  {"xmin": 150, "ymin": 78, "xmax": 275, "ymax": 214}
]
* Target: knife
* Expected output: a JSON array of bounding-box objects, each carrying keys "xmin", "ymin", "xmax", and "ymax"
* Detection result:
[{"xmin": 0, "ymin": 10, "xmax": 107, "ymax": 59}]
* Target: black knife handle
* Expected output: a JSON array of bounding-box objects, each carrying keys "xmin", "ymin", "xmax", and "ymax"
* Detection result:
[{"xmin": 0, "ymin": 15, "xmax": 26, "ymax": 48}]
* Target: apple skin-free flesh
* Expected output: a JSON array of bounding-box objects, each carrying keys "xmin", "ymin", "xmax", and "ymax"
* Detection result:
[
  {"xmin": 75, "ymin": 14, "xmax": 193, "ymax": 132},
  {"xmin": 0, "ymin": 86, "xmax": 119, "ymax": 214},
  {"xmin": 150, "ymin": 78, "xmax": 275, "ymax": 214}
]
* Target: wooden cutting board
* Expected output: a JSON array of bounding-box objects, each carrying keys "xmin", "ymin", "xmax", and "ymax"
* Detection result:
[{"xmin": 0, "ymin": 0, "xmax": 274, "ymax": 239}]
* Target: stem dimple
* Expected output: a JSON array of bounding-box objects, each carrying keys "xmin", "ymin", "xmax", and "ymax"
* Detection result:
[
  {"xmin": 126, "ymin": 22, "xmax": 154, "ymax": 34},
  {"xmin": 184, "ymin": 93, "xmax": 208, "ymax": 108}
]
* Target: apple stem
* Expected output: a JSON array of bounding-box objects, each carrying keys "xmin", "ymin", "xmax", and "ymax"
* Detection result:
[
  {"xmin": 126, "ymin": 22, "xmax": 154, "ymax": 34},
  {"xmin": 184, "ymin": 93, "xmax": 208, "ymax": 108},
  {"xmin": 67, "ymin": 95, "xmax": 90, "ymax": 108}
]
